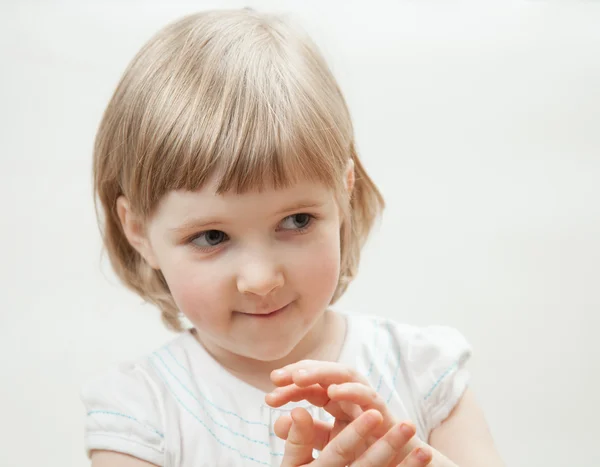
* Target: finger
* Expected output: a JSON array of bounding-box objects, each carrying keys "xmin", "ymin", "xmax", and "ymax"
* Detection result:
[
  {"xmin": 274, "ymin": 414, "xmax": 335, "ymax": 451},
  {"xmin": 266, "ymin": 384, "xmax": 330, "ymax": 408},
  {"xmin": 353, "ymin": 422, "xmax": 419, "ymax": 467},
  {"xmin": 274, "ymin": 414, "xmax": 293, "ymax": 440},
  {"xmin": 328, "ymin": 382, "xmax": 417, "ymax": 448},
  {"xmin": 271, "ymin": 361, "xmax": 369, "ymax": 388},
  {"xmin": 281, "ymin": 408, "xmax": 315, "ymax": 467},
  {"xmin": 397, "ymin": 446, "xmax": 433, "ymax": 466},
  {"xmin": 271, "ymin": 360, "xmax": 322, "ymax": 386},
  {"xmin": 317, "ymin": 409, "xmax": 383, "ymax": 465},
  {"xmin": 267, "ymin": 384, "xmax": 352, "ymax": 421},
  {"xmin": 328, "ymin": 382, "xmax": 395, "ymax": 422}
]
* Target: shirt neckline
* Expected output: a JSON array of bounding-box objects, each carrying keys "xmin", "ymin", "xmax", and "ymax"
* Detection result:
[{"xmin": 179, "ymin": 311, "xmax": 357, "ymax": 404}]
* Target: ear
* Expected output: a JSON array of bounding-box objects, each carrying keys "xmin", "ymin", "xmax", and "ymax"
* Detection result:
[
  {"xmin": 345, "ymin": 158, "xmax": 355, "ymax": 194},
  {"xmin": 116, "ymin": 196, "xmax": 160, "ymax": 269}
]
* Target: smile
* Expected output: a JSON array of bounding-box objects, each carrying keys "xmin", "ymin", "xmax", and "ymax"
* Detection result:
[{"xmin": 247, "ymin": 302, "xmax": 292, "ymax": 318}]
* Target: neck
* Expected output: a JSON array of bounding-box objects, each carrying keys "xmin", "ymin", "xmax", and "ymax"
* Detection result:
[{"xmin": 193, "ymin": 310, "xmax": 347, "ymax": 392}]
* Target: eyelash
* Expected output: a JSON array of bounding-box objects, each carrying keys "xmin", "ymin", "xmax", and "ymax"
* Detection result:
[{"xmin": 187, "ymin": 213, "xmax": 317, "ymax": 252}]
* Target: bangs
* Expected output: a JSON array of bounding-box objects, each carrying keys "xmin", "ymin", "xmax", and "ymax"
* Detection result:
[
  {"xmin": 93, "ymin": 10, "xmax": 385, "ymax": 328},
  {"xmin": 173, "ymin": 65, "xmax": 349, "ymax": 194},
  {"xmin": 125, "ymin": 11, "xmax": 353, "ymax": 214}
]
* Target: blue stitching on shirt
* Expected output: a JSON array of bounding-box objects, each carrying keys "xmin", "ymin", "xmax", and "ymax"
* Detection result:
[
  {"xmin": 87, "ymin": 410, "xmax": 165, "ymax": 438},
  {"xmin": 386, "ymin": 350, "xmax": 402, "ymax": 404},
  {"xmin": 148, "ymin": 357, "xmax": 283, "ymax": 464},
  {"xmin": 153, "ymin": 352, "xmax": 279, "ymax": 446},
  {"xmin": 365, "ymin": 319, "xmax": 379, "ymax": 377},
  {"xmin": 375, "ymin": 329, "xmax": 393, "ymax": 393},
  {"xmin": 163, "ymin": 347, "xmax": 273, "ymax": 430},
  {"xmin": 424, "ymin": 362, "xmax": 459, "ymax": 401}
]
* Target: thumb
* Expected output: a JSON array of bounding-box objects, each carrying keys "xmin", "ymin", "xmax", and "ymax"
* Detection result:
[{"xmin": 281, "ymin": 408, "xmax": 315, "ymax": 467}]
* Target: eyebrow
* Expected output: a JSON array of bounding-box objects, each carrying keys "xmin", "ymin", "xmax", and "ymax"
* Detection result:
[
  {"xmin": 169, "ymin": 219, "xmax": 225, "ymax": 233},
  {"xmin": 168, "ymin": 201, "xmax": 325, "ymax": 233},
  {"xmin": 275, "ymin": 201, "xmax": 325, "ymax": 216}
]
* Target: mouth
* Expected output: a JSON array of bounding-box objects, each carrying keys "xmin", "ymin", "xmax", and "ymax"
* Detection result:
[{"xmin": 246, "ymin": 302, "xmax": 292, "ymax": 319}]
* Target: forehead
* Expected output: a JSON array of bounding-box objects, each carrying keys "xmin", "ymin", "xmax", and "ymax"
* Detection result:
[{"xmin": 153, "ymin": 178, "xmax": 336, "ymax": 223}]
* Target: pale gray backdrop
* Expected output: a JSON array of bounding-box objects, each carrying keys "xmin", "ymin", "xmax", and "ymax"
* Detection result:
[{"xmin": 1, "ymin": 1, "xmax": 599, "ymax": 466}]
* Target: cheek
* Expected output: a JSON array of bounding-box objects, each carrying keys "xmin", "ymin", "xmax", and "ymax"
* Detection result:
[
  {"xmin": 159, "ymin": 256, "xmax": 231, "ymax": 325},
  {"xmin": 292, "ymin": 227, "xmax": 341, "ymax": 301}
]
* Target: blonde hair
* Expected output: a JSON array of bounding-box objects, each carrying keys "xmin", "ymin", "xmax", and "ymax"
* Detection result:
[{"xmin": 94, "ymin": 9, "xmax": 384, "ymax": 331}]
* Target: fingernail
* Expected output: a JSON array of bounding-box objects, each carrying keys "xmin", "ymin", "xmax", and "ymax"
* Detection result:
[
  {"xmin": 399, "ymin": 423, "xmax": 413, "ymax": 437},
  {"xmin": 416, "ymin": 448, "xmax": 430, "ymax": 462},
  {"xmin": 297, "ymin": 369, "xmax": 308, "ymax": 375},
  {"xmin": 272, "ymin": 370, "xmax": 286, "ymax": 378}
]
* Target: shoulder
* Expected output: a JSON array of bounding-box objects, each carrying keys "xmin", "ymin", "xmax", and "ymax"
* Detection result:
[
  {"xmin": 80, "ymin": 360, "xmax": 165, "ymax": 465},
  {"xmin": 346, "ymin": 312, "xmax": 471, "ymax": 371},
  {"xmin": 80, "ymin": 333, "xmax": 192, "ymax": 465},
  {"xmin": 344, "ymin": 312, "xmax": 473, "ymax": 438},
  {"xmin": 345, "ymin": 312, "xmax": 471, "ymax": 360}
]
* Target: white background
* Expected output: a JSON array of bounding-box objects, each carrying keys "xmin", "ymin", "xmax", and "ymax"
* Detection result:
[{"xmin": 1, "ymin": 1, "xmax": 599, "ymax": 466}]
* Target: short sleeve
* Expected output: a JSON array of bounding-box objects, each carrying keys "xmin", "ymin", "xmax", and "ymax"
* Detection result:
[
  {"xmin": 399, "ymin": 325, "xmax": 472, "ymax": 438},
  {"xmin": 80, "ymin": 363, "xmax": 165, "ymax": 465}
]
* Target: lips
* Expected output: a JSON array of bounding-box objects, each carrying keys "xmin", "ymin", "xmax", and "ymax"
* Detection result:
[{"xmin": 247, "ymin": 302, "xmax": 292, "ymax": 318}]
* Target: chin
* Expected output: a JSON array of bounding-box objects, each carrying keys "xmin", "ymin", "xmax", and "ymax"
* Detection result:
[{"xmin": 243, "ymin": 338, "xmax": 300, "ymax": 362}]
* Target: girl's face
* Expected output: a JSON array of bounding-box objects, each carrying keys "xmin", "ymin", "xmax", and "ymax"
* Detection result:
[{"xmin": 142, "ymin": 178, "xmax": 343, "ymax": 363}]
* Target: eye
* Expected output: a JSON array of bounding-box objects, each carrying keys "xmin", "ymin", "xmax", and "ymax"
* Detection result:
[
  {"xmin": 279, "ymin": 213, "xmax": 313, "ymax": 231},
  {"xmin": 191, "ymin": 230, "xmax": 228, "ymax": 248}
]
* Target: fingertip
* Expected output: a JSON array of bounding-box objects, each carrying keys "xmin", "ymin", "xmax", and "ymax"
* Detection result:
[
  {"xmin": 270, "ymin": 369, "xmax": 287, "ymax": 382},
  {"xmin": 364, "ymin": 408, "xmax": 382, "ymax": 418},
  {"xmin": 398, "ymin": 422, "xmax": 416, "ymax": 438},
  {"xmin": 290, "ymin": 407, "xmax": 309, "ymax": 423},
  {"xmin": 286, "ymin": 408, "xmax": 315, "ymax": 446},
  {"xmin": 291, "ymin": 368, "xmax": 314, "ymax": 386},
  {"xmin": 264, "ymin": 392, "xmax": 281, "ymax": 408},
  {"xmin": 274, "ymin": 414, "xmax": 293, "ymax": 440},
  {"xmin": 415, "ymin": 446, "xmax": 432, "ymax": 463},
  {"xmin": 363, "ymin": 409, "xmax": 383, "ymax": 425},
  {"xmin": 402, "ymin": 420, "xmax": 416, "ymax": 433}
]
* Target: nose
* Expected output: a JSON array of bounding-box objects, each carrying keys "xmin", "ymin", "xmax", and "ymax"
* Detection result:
[{"xmin": 236, "ymin": 255, "xmax": 284, "ymax": 297}]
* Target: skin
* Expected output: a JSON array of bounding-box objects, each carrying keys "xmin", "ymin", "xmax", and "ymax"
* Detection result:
[
  {"xmin": 92, "ymin": 166, "xmax": 503, "ymax": 467},
  {"xmin": 117, "ymin": 177, "xmax": 351, "ymax": 390},
  {"xmin": 90, "ymin": 410, "xmax": 433, "ymax": 467},
  {"xmin": 92, "ymin": 173, "xmax": 355, "ymax": 466},
  {"xmin": 266, "ymin": 361, "xmax": 506, "ymax": 467},
  {"xmin": 279, "ymin": 408, "xmax": 433, "ymax": 467}
]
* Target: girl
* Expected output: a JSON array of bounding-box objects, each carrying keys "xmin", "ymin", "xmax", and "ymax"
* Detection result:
[{"xmin": 82, "ymin": 8, "xmax": 504, "ymax": 467}]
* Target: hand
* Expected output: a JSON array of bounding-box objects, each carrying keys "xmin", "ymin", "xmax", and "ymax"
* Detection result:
[
  {"xmin": 266, "ymin": 360, "xmax": 424, "ymax": 465},
  {"xmin": 266, "ymin": 361, "xmax": 407, "ymax": 445},
  {"xmin": 279, "ymin": 406, "xmax": 432, "ymax": 467},
  {"xmin": 268, "ymin": 360, "xmax": 460, "ymax": 467}
]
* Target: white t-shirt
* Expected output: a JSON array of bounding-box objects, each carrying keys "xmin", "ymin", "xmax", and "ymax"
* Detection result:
[{"xmin": 80, "ymin": 313, "xmax": 472, "ymax": 466}]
